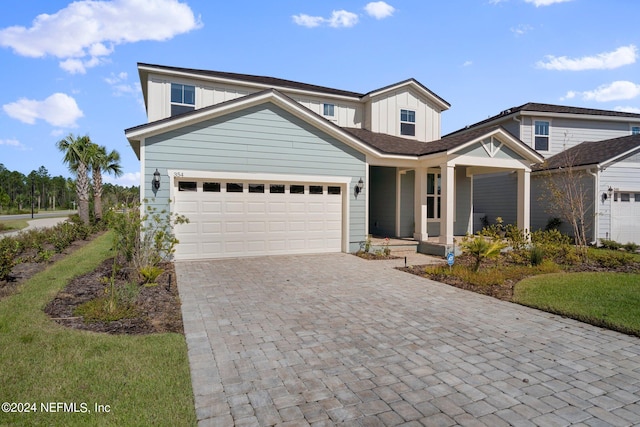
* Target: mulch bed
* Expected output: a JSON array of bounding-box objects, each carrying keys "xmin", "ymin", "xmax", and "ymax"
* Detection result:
[{"xmin": 44, "ymin": 259, "xmax": 183, "ymax": 335}]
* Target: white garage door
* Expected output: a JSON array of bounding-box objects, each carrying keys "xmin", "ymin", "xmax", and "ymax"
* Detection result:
[
  {"xmin": 172, "ymin": 179, "xmax": 344, "ymax": 259},
  {"xmin": 611, "ymin": 191, "xmax": 640, "ymax": 244}
]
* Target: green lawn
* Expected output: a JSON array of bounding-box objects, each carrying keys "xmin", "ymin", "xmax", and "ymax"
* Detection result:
[
  {"xmin": 514, "ymin": 272, "xmax": 640, "ymax": 336},
  {"xmin": 0, "ymin": 231, "xmax": 196, "ymax": 426},
  {"xmin": 0, "ymin": 218, "xmax": 29, "ymax": 233}
]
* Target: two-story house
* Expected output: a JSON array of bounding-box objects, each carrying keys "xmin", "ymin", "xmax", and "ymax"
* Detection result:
[
  {"xmin": 451, "ymin": 103, "xmax": 640, "ymax": 245},
  {"xmin": 125, "ymin": 63, "xmax": 542, "ymax": 260}
]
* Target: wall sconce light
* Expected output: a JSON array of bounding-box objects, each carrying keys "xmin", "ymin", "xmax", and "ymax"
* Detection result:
[
  {"xmin": 355, "ymin": 177, "xmax": 364, "ymax": 198},
  {"xmin": 602, "ymin": 186, "xmax": 613, "ymax": 202},
  {"xmin": 153, "ymin": 169, "xmax": 161, "ymax": 191}
]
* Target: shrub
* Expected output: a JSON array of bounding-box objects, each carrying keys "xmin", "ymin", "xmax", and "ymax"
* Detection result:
[
  {"xmin": 74, "ymin": 283, "xmax": 140, "ymax": 322},
  {"xmin": 505, "ymin": 224, "xmax": 530, "ymax": 252},
  {"xmin": 139, "ymin": 265, "xmax": 163, "ymax": 285},
  {"xmin": 530, "ymin": 245, "xmax": 545, "ymax": 266},
  {"xmin": 623, "ymin": 242, "xmax": 639, "ymax": 253},
  {"xmin": 460, "ymin": 235, "xmax": 507, "ymax": 271},
  {"xmin": 599, "ymin": 238, "xmax": 622, "ymax": 251},
  {"xmin": 588, "ymin": 248, "xmax": 635, "ymax": 269},
  {"xmin": 545, "ymin": 217, "xmax": 563, "ymax": 231},
  {"xmin": 0, "ymin": 237, "xmax": 20, "ymax": 281}
]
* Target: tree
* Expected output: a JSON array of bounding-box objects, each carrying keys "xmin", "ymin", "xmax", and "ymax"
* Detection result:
[
  {"xmin": 89, "ymin": 144, "xmax": 123, "ymax": 221},
  {"xmin": 57, "ymin": 134, "xmax": 92, "ymax": 224},
  {"xmin": 538, "ymin": 151, "xmax": 593, "ymax": 260}
]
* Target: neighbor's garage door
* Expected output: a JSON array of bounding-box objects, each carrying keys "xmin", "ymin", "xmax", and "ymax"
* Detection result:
[
  {"xmin": 611, "ymin": 191, "xmax": 640, "ymax": 244},
  {"xmin": 172, "ymin": 180, "xmax": 343, "ymax": 259}
]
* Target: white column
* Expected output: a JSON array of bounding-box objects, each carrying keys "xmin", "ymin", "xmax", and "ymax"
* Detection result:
[
  {"xmin": 413, "ymin": 167, "xmax": 428, "ymax": 241},
  {"xmin": 517, "ymin": 169, "xmax": 531, "ymax": 234},
  {"xmin": 439, "ymin": 163, "xmax": 455, "ymax": 244}
]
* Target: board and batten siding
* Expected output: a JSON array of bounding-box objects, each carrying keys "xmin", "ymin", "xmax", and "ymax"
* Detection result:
[
  {"xmin": 145, "ymin": 73, "xmax": 363, "ymax": 128},
  {"xmin": 368, "ymin": 89, "xmax": 441, "ymax": 142},
  {"xmin": 142, "ymin": 103, "xmax": 367, "ymax": 251}
]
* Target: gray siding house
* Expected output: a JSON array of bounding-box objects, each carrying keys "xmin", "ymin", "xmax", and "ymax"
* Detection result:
[
  {"xmin": 125, "ymin": 63, "xmax": 543, "ymax": 260},
  {"xmin": 454, "ymin": 103, "xmax": 640, "ymax": 244}
]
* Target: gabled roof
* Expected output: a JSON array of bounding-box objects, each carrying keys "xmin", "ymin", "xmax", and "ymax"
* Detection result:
[
  {"xmin": 344, "ymin": 125, "xmax": 542, "ymax": 161},
  {"xmin": 535, "ymin": 134, "xmax": 640, "ymax": 171},
  {"xmin": 447, "ymin": 102, "xmax": 640, "ymax": 136},
  {"xmin": 137, "ymin": 63, "xmax": 449, "ymax": 110}
]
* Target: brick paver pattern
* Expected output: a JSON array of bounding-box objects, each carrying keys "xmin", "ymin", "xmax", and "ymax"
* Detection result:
[{"xmin": 175, "ymin": 254, "xmax": 640, "ymax": 426}]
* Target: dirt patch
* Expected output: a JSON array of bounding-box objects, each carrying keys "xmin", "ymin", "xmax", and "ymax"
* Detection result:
[{"xmin": 45, "ymin": 258, "xmax": 183, "ymax": 335}]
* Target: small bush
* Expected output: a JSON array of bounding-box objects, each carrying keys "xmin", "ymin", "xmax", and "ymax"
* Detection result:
[
  {"xmin": 588, "ymin": 248, "xmax": 635, "ymax": 269},
  {"xmin": 530, "ymin": 245, "xmax": 545, "ymax": 266},
  {"xmin": 545, "ymin": 217, "xmax": 563, "ymax": 231},
  {"xmin": 74, "ymin": 282, "xmax": 140, "ymax": 322},
  {"xmin": 600, "ymin": 238, "xmax": 622, "ymax": 251},
  {"xmin": 460, "ymin": 235, "xmax": 507, "ymax": 271},
  {"xmin": 623, "ymin": 242, "xmax": 639, "ymax": 253},
  {"xmin": 0, "ymin": 237, "xmax": 20, "ymax": 281},
  {"xmin": 139, "ymin": 265, "xmax": 163, "ymax": 285}
]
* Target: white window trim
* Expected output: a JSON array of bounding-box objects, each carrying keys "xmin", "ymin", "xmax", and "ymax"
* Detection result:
[
  {"xmin": 400, "ymin": 108, "xmax": 417, "ymax": 138},
  {"xmin": 323, "ymin": 103, "xmax": 336, "ymax": 119},
  {"xmin": 533, "ymin": 119, "xmax": 551, "ymax": 152},
  {"xmin": 631, "ymin": 124, "xmax": 640, "ymax": 135}
]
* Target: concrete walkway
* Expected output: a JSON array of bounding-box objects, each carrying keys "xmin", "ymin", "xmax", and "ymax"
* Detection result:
[
  {"xmin": 176, "ymin": 253, "xmax": 640, "ymax": 426},
  {"xmin": 1, "ymin": 216, "xmax": 70, "ymax": 238}
]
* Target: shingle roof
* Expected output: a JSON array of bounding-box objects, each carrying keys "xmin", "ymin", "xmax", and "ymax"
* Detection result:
[
  {"xmin": 344, "ymin": 125, "xmax": 516, "ymax": 156},
  {"xmin": 535, "ymin": 134, "xmax": 640, "ymax": 171},
  {"xmin": 447, "ymin": 102, "xmax": 640, "ymax": 136}
]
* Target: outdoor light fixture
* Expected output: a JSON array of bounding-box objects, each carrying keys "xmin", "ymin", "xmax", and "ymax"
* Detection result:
[
  {"xmin": 355, "ymin": 177, "xmax": 364, "ymax": 198},
  {"xmin": 602, "ymin": 186, "xmax": 613, "ymax": 202},
  {"xmin": 153, "ymin": 169, "xmax": 161, "ymax": 191}
]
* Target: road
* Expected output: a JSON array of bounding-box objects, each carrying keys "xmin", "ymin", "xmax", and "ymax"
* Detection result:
[{"xmin": 0, "ymin": 210, "xmax": 77, "ymax": 221}]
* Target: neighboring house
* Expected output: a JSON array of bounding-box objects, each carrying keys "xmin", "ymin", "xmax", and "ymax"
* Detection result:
[
  {"xmin": 451, "ymin": 103, "xmax": 640, "ymax": 244},
  {"xmin": 125, "ymin": 63, "xmax": 542, "ymax": 260}
]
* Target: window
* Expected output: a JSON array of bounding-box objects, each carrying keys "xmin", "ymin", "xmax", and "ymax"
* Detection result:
[
  {"xmin": 632, "ymin": 126, "xmax": 640, "ymax": 135},
  {"xmin": 323, "ymin": 103, "xmax": 335, "ymax": 117},
  {"xmin": 226, "ymin": 183, "xmax": 243, "ymax": 193},
  {"xmin": 171, "ymin": 83, "xmax": 195, "ymax": 116},
  {"xmin": 270, "ymin": 184, "xmax": 285, "ymax": 194},
  {"xmin": 290, "ymin": 185, "xmax": 304, "ymax": 194},
  {"xmin": 400, "ymin": 109, "xmax": 416, "ymax": 136},
  {"xmin": 327, "ymin": 186, "xmax": 341, "ymax": 195},
  {"xmin": 309, "ymin": 185, "xmax": 323, "ymax": 195},
  {"xmin": 636, "ymin": 193, "xmax": 640, "ymax": 202},
  {"xmin": 426, "ymin": 173, "xmax": 441, "ymax": 219},
  {"xmin": 621, "ymin": 193, "xmax": 630, "ymax": 202},
  {"xmin": 203, "ymin": 182, "xmax": 220, "ymax": 192},
  {"xmin": 178, "ymin": 181, "xmax": 197, "ymax": 192},
  {"xmin": 534, "ymin": 121, "xmax": 550, "ymax": 151},
  {"xmin": 249, "ymin": 184, "xmax": 264, "ymax": 193}
]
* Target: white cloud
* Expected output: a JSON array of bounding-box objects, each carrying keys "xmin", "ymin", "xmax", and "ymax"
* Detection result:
[
  {"xmin": 511, "ymin": 24, "xmax": 533, "ymax": 36},
  {"xmin": 3, "ymin": 93, "xmax": 83, "ymax": 127},
  {"xmin": 104, "ymin": 171, "xmax": 140, "ymax": 187},
  {"xmin": 525, "ymin": 0, "xmax": 573, "ymax": 6},
  {"xmin": 463, "ymin": 60, "xmax": 473, "ymax": 67},
  {"xmin": 364, "ymin": 2, "xmax": 395, "ymax": 19},
  {"xmin": 104, "ymin": 71, "xmax": 140, "ymax": 97},
  {"xmin": 292, "ymin": 14, "xmax": 324, "ymax": 28},
  {"xmin": 328, "ymin": 10, "xmax": 359, "ymax": 28},
  {"xmin": 564, "ymin": 81, "xmax": 640, "ymax": 103},
  {"xmin": 0, "ymin": 138, "xmax": 28, "ymax": 151},
  {"xmin": 537, "ymin": 45, "xmax": 637, "ymax": 71},
  {"xmin": 293, "ymin": 9, "xmax": 359, "ymax": 28},
  {"xmin": 614, "ymin": 106, "xmax": 640, "ymax": 114},
  {"xmin": 0, "ymin": 0, "xmax": 201, "ymax": 73}
]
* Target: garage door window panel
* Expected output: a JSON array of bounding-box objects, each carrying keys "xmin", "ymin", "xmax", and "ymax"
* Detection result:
[
  {"xmin": 178, "ymin": 181, "xmax": 197, "ymax": 192},
  {"xmin": 203, "ymin": 182, "xmax": 221, "ymax": 192},
  {"xmin": 328, "ymin": 186, "xmax": 341, "ymax": 195},
  {"xmin": 226, "ymin": 183, "xmax": 243, "ymax": 193},
  {"xmin": 249, "ymin": 184, "xmax": 265, "ymax": 193},
  {"xmin": 309, "ymin": 185, "xmax": 323, "ymax": 195},
  {"xmin": 270, "ymin": 184, "xmax": 285, "ymax": 194},
  {"xmin": 290, "ymin": 185, "xmax": 304, "ymax": 194}
]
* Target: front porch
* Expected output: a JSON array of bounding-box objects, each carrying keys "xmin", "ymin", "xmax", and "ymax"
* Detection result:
[{"xmin": 369, "ymin": 236, "xmax": 464, "ymax": 257}]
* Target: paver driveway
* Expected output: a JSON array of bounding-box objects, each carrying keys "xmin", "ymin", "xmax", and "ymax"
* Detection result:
[{"xmin": 175, "ymin": 254, "xmax": 640, "ymax": 426}]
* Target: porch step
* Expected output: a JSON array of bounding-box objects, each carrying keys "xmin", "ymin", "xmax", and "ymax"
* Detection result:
[{"xmin": 369, "ymin": 237, "xmax": 418, "ymax": 254}]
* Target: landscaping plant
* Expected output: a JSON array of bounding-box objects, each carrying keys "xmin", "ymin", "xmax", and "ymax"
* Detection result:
[{"xmin": 460, "ymin": 235, "xmax": 507, "ymax": 271}]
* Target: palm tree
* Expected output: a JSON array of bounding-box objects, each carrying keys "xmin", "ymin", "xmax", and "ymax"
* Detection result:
[
  {"xmin": 89, "ymin": 144, "xmax": 123, "ymax": 221},
  {"xmin": 57, "ymin": 134, "xmax": 92, "ymax": 224}
]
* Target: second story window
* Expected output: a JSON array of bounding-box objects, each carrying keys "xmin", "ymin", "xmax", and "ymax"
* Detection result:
[
  {"xmin": 171, "ymin": 83, "xmax": 195, "ymax": 116},
  {"xmin": 323, "ymin": 103, "xmax": 335, "ymax": 117},
  {"xmin": 632, "ymin": 126, "xmax": 640, "ymax": 135},
  {"xmin": 534, "ymin": 120, "xmax": 550, "ymax": 151},
  {"xmin": 400, "ymin": 109, "xmax": 416, "ymax": 136}
]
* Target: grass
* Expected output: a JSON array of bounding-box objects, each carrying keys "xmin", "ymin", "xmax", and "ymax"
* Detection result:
[
  {"xmin": 0, "ymin": 218, "xmax": 29, "ymax": 233},
  {"xmin": 514, "ymin": 272, "xmax": 640, "ymax": 336},
  {"xmin": 0, "ymin": 231, "xmax": 196, "ymax": 426}
]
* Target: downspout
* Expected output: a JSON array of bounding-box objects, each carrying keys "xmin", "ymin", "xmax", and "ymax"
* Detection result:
[{"xmin": 587, "ymin": 168, "xmax": 599, "ymax": 245}]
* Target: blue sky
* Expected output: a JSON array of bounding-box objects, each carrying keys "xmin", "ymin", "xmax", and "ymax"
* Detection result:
[{"xmin": 1, "ymin": 0, "xmax": 639, "ymax": 185}]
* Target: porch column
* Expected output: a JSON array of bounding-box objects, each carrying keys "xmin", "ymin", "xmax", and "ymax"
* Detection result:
[
  {"xmin": 413, "ymin": 167, "xmax": 428, "ymax": 241},
  {"xmin": 439, "ymin": 163, "xmax": 455, "ymax": 244},
  {"xmin": 517, "ymin": 169, "xmax": 531, "ymax": 234}
]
